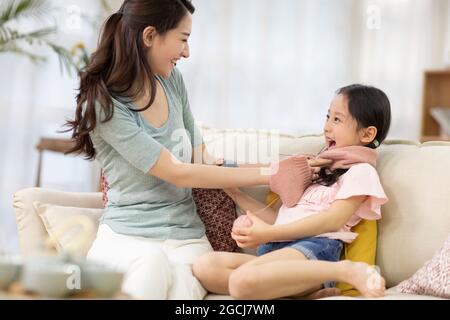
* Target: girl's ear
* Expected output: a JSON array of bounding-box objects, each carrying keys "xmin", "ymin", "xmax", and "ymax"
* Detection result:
[
  {"xmin": 360, "ymin": 126, "xmax": 378, "ymax": 145},
  {"xmin": 143, "ymin": 26, "xmax": 156, "ymax": 47}
]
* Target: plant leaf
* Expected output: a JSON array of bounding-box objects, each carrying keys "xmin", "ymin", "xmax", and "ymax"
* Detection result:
[
  {"xmin": 45, "ymin": 41, "xmax": 78, "ymax": 76},
  {"xmin": 0, "ymin": 26, "xmax": 55, "ymax": 47},
  {"xmin": 0, "ymin": 0, "xmax": 78, "ymax": 76},
  {"xmin": 0, "ymin": 0, "xmax": 50, "ymax": 26}
]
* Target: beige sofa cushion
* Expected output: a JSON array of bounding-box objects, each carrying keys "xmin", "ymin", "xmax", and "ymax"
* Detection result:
[
  {"xmin": 13, "ymin": 188, "xmax": 103, "ymax": 257},
  {"xmin": 206, "ymin": 285, "xmax": 445, "ymax": 300},
  {"xmin": 34, "ymin": 202, "xmax": 103, "ymax": 257},
  {"xmin": 377, "ymin": 141, "xmax": 450, "ymax": 287}
]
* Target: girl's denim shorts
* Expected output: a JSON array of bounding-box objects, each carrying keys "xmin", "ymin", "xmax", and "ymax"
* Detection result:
[{"xmin": 256, "ymin": 237, "xmax": 344, "ymax": 288}]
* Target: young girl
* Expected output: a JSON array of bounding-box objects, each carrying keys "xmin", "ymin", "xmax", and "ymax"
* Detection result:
[
  {"xmin": 193, "ymin": 84, "xmax": 392, "ymax": 299},
  {"xmin": 63, "ymin": 0, "xmax": 329, "ymax": 300}
]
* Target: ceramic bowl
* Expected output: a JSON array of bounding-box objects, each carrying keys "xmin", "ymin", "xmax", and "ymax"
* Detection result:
[
  {"xmin": 0, "ymin": 256, "xmax": 22, "ymax": 290},
  {"xmin": 21, "ymin": 260, "xmax": 78, "ymax": 298}
]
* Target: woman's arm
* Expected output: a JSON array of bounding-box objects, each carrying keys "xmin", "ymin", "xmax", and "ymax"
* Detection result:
[
  {"xmin": 193, "ymin": 143, "xmax": 269, "ymax": 168},
  {"xmin": 192, "ymin": 143, "xmax": 217, "ymax": 165},
  {"xmin": 268, "ymin": 196, "xmax": 366, "ymax": 241},
  {"xmin": 193, "ymin": 144, "xmax": 330, "ymax": 174},
  {"xmin": 149, "ymin": 148, "xmax": 269, "ymax": 188},
  {"xmin": 224, "ymin": 188, "xmax": 280, "ymax": 225}
]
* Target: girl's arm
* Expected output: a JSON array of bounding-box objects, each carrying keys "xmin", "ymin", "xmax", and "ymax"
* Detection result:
[
  {"xmin": 232, "ymin": 195, "xmax": 367, "ymax": 247},
  {"xmin": 268, "ymin": 195, "xmax": 366, "ymax": 241},
  {"xmin": 224, "ymin": 188, "xmax": 280, "ymax": 225},
  {"xmin": 149, "ymin": 148, "xmax": 269, "ymax": 188}
]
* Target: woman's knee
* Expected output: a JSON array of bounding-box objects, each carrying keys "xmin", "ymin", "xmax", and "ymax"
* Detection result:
[
  {"xmin": 168, "ymin": 264, "xmax": 207, "ymax": 300},
  {"xmin": 122, "ymin": 249, "xmax": 172, "ymax": 299},
  {"xmin": 228, "ymin": 266, "xmax": 259, "ymax": 299}
]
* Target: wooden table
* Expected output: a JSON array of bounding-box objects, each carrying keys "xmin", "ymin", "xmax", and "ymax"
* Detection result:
[{"xmin": 0, "ymin": 282, "xmax": 129, "ymax": 300}]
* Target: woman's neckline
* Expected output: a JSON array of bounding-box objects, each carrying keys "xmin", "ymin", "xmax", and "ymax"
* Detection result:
[{"xmin": 133, "ymin": 76, "xmax": 172, "ymax": 131}]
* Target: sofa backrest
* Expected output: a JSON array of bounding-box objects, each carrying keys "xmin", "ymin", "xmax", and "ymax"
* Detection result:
[
  {"xmin": 13, "ymin": 127, "xmax": 450, "ymax": 288},
  {"xmin": 376, "ymin": 140, "xmax": 450, "ymax": 286},
  {"xmin": 201, "ymin": 127, "xmax": 450, "ymax": 287},
  {"xmin": 13, "ymin": 188, "xmax": 104, "ymax": 257}
]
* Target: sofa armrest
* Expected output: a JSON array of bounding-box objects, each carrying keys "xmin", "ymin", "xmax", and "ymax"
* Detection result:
[{"xmin": 13, "ymin": 188, "xmax": 103, "ymax": 257}]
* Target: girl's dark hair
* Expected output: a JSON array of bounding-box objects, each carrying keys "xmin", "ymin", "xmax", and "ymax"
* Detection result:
[
  {"xmin": 63, "ymin": 0, "xmax": 195, "ymax": 160},
  {"xmin": 317, "ymin": 84, "xmax": 391, "ymax": 186}
]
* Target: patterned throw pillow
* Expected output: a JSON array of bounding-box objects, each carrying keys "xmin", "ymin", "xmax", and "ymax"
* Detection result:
[
  {"xmin": 397, "ymin": 234, "xmax": 449, "ymax": 298},
  {"xmin": 100, "ymin": 172, "xmax": 109, "ymax": 207},
  {"xmin": 192, "ymin": 188, "xmax": 238, "ymax": 252},
  {"xmin": 100, "ymin": 173, "xmax": 238, "ymax": 252}
]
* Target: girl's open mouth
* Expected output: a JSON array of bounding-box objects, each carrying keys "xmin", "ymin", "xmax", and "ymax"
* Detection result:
[{"xmin": 328, "ymin": 140, "xmax": 336, "ymax": 150}]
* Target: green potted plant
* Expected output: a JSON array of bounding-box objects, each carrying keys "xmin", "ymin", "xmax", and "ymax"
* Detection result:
[{"xmin": 0, "ymin": 0, "xmax": 77, "ymax": 74}]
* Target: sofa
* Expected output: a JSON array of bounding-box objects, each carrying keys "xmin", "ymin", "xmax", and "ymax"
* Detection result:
[{"xmin": 12, "ymin": 127, "xmax": 450, "ymax": 299}]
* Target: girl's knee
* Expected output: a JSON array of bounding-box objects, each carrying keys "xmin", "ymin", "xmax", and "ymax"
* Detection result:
[
  {"xmin": 192, "ymin": 252, "xmax": 220, "ymax": 279},
  {"xmin": 228, "ymin": 267, "xmax": 258, "ymax": 300}
]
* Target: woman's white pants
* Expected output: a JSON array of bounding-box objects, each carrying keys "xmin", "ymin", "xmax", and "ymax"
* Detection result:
[{"xmin": 87, "ymin": 224, "xmax": 213, "ymax": 300}]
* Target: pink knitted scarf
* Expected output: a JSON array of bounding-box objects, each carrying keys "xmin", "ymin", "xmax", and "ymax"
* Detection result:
[{"xmin": 269, "ymin": 145, "xmax": 378, "ymax": 208}]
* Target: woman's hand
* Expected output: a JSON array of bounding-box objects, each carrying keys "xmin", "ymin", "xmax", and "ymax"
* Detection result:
[
  {"xmin": 231, "ymin": 211, "xmax": 274, "ymax": 248},
  {"xmin": 307, "ymin": 158, "xmax": 332, "ymax": 181}
]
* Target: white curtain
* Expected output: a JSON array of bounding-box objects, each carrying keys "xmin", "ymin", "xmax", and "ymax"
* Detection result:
[
  {"xmin": 180, "ymin": 0, "xmax": 450, "ymax": 139},
  {"xmin": 1, "ymin": 0, "xmax": 449, "ymax": 253}
]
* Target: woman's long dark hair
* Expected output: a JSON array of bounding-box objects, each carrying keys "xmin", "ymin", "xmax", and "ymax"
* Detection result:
[
  {"xmin": 63, "ymin": 0, "xmax": 195, "ymax": 160},
  {"xmin": 316, "ymin": 84, "xmax": 391, "ymax": 186}
]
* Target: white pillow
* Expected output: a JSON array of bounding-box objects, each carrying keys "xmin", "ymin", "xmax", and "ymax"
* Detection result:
[{"xmin": 33, "ymin": 202, "xmax": 103, "ymax": 257}]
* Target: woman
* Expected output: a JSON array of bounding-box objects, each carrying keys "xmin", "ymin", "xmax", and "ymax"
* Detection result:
[{"xmin": 65, "ymin": 0, "xmax": 329, "ymax": 299}]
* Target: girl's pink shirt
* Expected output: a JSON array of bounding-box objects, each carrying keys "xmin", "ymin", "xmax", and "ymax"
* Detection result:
[{"xmin": 274, "ymin": 163, "xmax": 388, "ymax": 243}]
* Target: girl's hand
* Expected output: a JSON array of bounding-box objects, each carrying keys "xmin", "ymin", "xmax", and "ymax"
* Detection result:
[{"xmin": 231, "ymin": 211, "xmax": 273, "ymax": 248}]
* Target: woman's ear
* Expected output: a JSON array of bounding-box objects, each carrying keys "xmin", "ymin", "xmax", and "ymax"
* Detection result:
[
  {"xmin": 143, "ymin": 26, "xmax": 156, "ymax": 47},
  {"xmin": 360, "ymin": 126, "xmax": 378, "ymax": 145}
]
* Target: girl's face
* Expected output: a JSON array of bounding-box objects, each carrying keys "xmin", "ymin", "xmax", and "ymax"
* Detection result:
[
  {"xmin": 146, "ymin": 13, "xmax": 192, "ymax": 79},
  {"xmin": 323, "ymin": 94, "xmax": 376, "ymax": 150}
]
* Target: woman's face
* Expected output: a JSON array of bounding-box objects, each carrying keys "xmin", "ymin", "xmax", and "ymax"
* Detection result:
[{"xmin": 147, "ymin": 13, "xmax": 192, "ymax": 79}]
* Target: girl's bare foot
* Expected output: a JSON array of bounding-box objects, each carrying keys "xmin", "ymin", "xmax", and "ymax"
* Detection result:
[{"xmin": 339, "ymin": 260, "xmax": 386, "ymax": 298}]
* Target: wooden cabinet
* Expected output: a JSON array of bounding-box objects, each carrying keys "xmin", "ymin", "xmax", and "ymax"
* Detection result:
[{"xmin": 421, "ymin": 70, "xmax": 450, "ymax": 142}]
